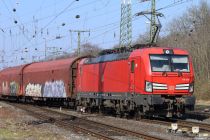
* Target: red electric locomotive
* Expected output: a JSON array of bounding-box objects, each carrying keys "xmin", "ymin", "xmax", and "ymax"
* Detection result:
[
  {"xmin": 76, "ymin": 45, "xmax": 195, "ymax": 117},
  {"xmin": 0, "ymin": 44, "xmax": 195, "ymax": 118}
]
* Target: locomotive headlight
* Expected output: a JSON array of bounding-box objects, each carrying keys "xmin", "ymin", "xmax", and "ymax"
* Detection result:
[
  {"xmin": 189, "ymin": 83, "xmax": 194, "ymax": 93},
  {"xmin": 145, "ymin": 81, "xmax": 153, "ymax": 92}
]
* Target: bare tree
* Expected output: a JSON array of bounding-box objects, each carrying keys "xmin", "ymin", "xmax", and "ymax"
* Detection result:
[
  {"xmin": 159, "ymin": 1, "xmax": 210, "ymax": 99},
  {"xmin": 80, "ymin": 43, "xmax": 102, "ymax": 56}
]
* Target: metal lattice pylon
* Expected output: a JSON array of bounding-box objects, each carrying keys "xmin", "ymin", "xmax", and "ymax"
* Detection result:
[
  {"xmin": 120, "ymin": 0, "xmax": 132, "ymax": 48},
  {"xmin": 150, "ymin": 0, "xmax": 156, "ymax": 43}
]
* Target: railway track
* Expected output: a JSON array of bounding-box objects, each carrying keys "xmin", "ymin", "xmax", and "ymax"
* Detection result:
[
  {"xmin": 141, "ymin": 118, "xmax": 210, "ymax": 133},
  {"xmin": 187, "ymin": 111, "xmax": 210, "ymax": 118},
  {"xmin": 7, "ymin": 102, "xmax": 164, "ymax": 140},
  {"xmin": 35, "ymin": 106, "xmax": 210, "ymax": 132},
  {"xmin": 176, "ymin": 120, "xmax": 210, "ymax": 132}
]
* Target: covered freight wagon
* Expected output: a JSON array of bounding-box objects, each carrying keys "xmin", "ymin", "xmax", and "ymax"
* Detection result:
[
  {"xmin": 0, "ymin": 57, "xmax": 86, "ymax": 100},
  {"xmin": 0, "ymin": 65, "xmax": 27, "ymax": 96}
]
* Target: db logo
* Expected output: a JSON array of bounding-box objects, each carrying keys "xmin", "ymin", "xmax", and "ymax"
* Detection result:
[
  {"xmin": 165, "ymin": 50, "xmax": 170, "ymax": 54},
  {"xmin": 169, "ymin": 86, "xmax": 175, "ymax": 91}
]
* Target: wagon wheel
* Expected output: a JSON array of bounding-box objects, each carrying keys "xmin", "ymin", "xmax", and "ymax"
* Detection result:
[{"xmin": 98, "ymin": 105, "xmax": 104, "ymax": 115}]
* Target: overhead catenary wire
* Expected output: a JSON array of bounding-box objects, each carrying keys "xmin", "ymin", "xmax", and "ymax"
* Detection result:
[
  {"xmin": 156, "ymin": 0, "xmax": 193, "ymax": 11},
  {"xmin": 1, "ymin": 0, "xmax": 198, "ymax": 68},
  {"xmin": 15, "ymin": 0, "xmax": 112, "ymax": 51},
  {"xmin": 0, "ymin": 3, "xmax": 146, "ymax": 63},
  {"xmin": 11, "ymin": 0, "xmax": 80, "ymax": 52},
  {"xmin": 0, "ymin": 0, "xmax": 99, "ymax": 31},
  {"xmin": 2, "ymin": 7, "xmax": 122, "ymax": 55},
  {"xmin": 0, "ymin": 0, "xmax": 196, "ymax": 38},
  {"xmin": 84, "ymin": 16, "xmax": 142, "ymax": 43},
  {"xmin": 1, "ymin": 0, "xmax": 137, "ymax": 49},
  {"xmin": 1, "ymin": 0, "xmax": 34, "ymax": 48},
  {"xmin": 1, "ymin": 0, "xmax": 142, "ymax": 32},
  {"xmin": 79, "ymin": 0, "xmax": 196, "ymax": 45},
  {"xmin": 42, "ymin": 0, "xmax": 78, "ymax": 31}
]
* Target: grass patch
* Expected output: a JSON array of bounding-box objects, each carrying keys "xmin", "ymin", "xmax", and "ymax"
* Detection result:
[
  {"xmin": 0, "ymin": 127, "xmax": 62, "ymax": 140},
  {"xmin": 0, "ymin": 128, "xmax": 27, "ymax": 140}
]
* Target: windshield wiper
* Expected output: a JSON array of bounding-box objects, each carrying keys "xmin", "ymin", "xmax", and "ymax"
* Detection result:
[{"xmin": 177, "ymin": 70, "xmax": 182, "ymax": 77}]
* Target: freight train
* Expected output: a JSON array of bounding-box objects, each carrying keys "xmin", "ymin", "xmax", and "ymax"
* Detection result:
[{"xmin": 0, "ymin": 44, "xmax": 195, "ymax": 118}]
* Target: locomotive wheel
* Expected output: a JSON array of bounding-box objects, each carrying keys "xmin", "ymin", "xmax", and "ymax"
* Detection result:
[
  {"xmin": 135, "ymin": 110, "xmax": 144, "ymax": 120},
  {"xmin": 98, "ymin": 105, "xmax": 104, "ymax": 115}
]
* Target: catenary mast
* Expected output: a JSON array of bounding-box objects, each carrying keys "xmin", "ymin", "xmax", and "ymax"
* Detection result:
[{"xmin": 120, "ymin": 0, "xmax": 132, "ymax": 48}]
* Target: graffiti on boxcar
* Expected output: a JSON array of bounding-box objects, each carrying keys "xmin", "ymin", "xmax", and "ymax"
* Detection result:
[
  {"xmin": 2, "ymin": 81, "xmax": 9, "ymax": 95},
  {"xmin": 25, "ymin": 83, "xmax": 42, "ymax": 97},
  {"xmin": 10, "ymin": 81, "xmax": 19, "ymax": 96},
  {"xmin": 43, "ymin": 80, "xmax": 66, "ymax": 97}
]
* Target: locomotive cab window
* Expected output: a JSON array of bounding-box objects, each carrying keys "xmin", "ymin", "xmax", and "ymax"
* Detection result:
[
  {"xmin": 150, "ymin": 55, "xmax": 190, "ymax": 72},
  {"xmin": 150, "ymin": 55, "xmax": 171, "ymax": 72},
  {"xmin": 171, "ymin": 56, "xmax": 189, "ymax": 72},
  {"xmin": 131, "ymin": 60, "xmax": 135, "ymax": 73}
]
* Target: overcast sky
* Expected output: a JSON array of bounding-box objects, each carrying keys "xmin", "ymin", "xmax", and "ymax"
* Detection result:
[{"xmin": 0, "ymin": 0, "xmax": 206, "ymax": 68}]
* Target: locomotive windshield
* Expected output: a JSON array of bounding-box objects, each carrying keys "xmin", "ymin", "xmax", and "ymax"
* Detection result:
[{"xmin": 150, "ymin": 55, "xmax": 189, "ymax": 72}]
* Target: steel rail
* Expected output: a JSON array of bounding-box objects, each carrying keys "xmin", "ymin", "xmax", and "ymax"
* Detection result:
[
  {"xmin": 8, "ymin": 102, "xmax": 164, "ymax": 140},
  {"xmin": 187, "ymin": 111, "xmax": 210, "ymax": 118},
  {"xmin": 141, "ymin": 118, "xmax": 210, "ymax": 133},
  {"xmin": 9, "ymin": 103, "xmax": 115, "ymax": 140},
  {"xmin": 39, "ymin": 107, "xmax": 164, "ymax": 140}
]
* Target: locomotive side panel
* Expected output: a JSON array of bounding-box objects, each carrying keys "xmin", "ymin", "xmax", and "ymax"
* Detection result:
[
  {"xmin": 102, "ymin": 60, "xmax": 129, "ymax": 93},
  {"xmin": 77, "ymin": 60, "xmax": 131, "ymax": 94},
  {"xmin": 77, "ymin": 62, "xmax": 100, "ymax": 93}
]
